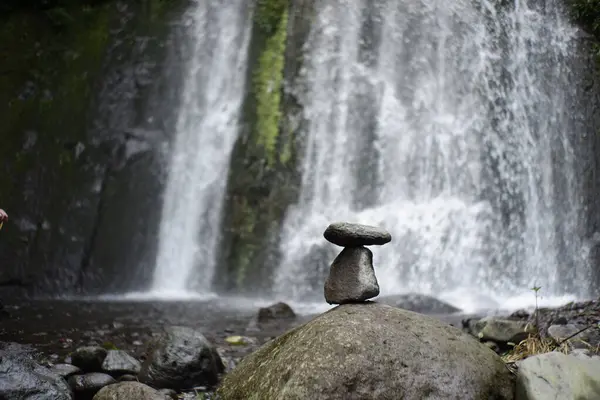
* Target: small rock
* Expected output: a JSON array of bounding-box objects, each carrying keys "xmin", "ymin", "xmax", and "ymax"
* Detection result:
[
  {"xmin": 324, "ymin": 222, "xmax": 392, "ymax": 247},
  {"xmin": 257, "ymin": 302, "xmax": 296, "ymax": 323},
  {"xmin": 510, "ymin": 309, "xmax": 530, "ymax": 319},
  {"xmin": 139, "ymin": 326, "xmax": 224, "ymax": 390},
  {"xmin": 50, "ymin": 363, "xmax": 81, "ymax": 379},
  {"xmin": 483, "ymin": 341, "xmax": 500, "ymax": 353},
  {"xmin": 569, "ymin": 348, "xmax": 594, "ymax": 359},
  {"xmin": 470, "ymin": 317, "xmax": 535, "ymax": 344},
  {"xmin": 93, "ymin": 382, "xmax": 170, "ymax": 400},
  {"xmin": 552, "ymin": 316, "xmax": 568, "ymax": 325},
  {"xmin": 220, "ymin": 356, "xmax": 237, "ymax": 373},
  {"xmin": 547, "ymin": 324, "xmax": 590, "ymax": 349},
  {"xmin": 515, "ymin": 352, "xmax": 600, "ymax": 399},
  {"xmin": 71, "ymin": 346, "xmax": 108, "ymax": 372},
  {"xmin": 324, "ymin": 246, "xmax": 380, "ymax": 304},
  {"xmin": 158, "ymin": 388, "xmax": 178, "ymax": 399},
  {"xmin": 112, "ymin": 321, "xmax": 125, "ymax": 330},
  {"xmin": 118, "ymin": 374, "xmax": 138, "ymax": 382},
  {"xmin": 68, "ymin": 372, "xmax": 117, "ymax": 400},
  {"xmin": 101, "ymin": 349, "xmax": 142, "ymax": 376}
]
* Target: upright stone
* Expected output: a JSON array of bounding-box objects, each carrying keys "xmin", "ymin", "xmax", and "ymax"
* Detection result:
[
  {"xmin": 324, "ymin": 222, "xmax": 391, "ymax": 247},
  {"xmin": 324, "ymin": 247, "xmax": 380, "ymax": 304}
]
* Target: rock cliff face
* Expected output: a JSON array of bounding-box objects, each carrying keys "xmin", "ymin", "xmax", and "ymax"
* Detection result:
[
  {"xmin": 567, "ymin": 2, "xmax": 600, "ymax": 295},
  {"xmin": 0, "ymin": 0, "xmax": 187, "ymax": 295}
]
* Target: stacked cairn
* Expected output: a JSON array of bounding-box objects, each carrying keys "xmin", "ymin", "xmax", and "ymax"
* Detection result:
[{"xmin": 323, "ymin": 222, "xmax": 392, "ymax": 304}]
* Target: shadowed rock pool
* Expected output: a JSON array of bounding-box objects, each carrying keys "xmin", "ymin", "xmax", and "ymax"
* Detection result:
[{"xmin": 0, "ymin": 298, "xmax": 318, "ymax": 368}]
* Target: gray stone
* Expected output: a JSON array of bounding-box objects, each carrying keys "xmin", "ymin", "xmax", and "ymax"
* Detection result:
[
  {"xmin": 70, "ymin": 346, "xmax": 108, "ymax": 372},
  {"xmin": 324, "ymin": 246, "xmax": 379, "ymax": 304},
  {"xmin": 68, "ymin": 372, "xmax": 116, "ymax": 400},
  {"xmin": 118, "ymin": 374, "xmax": 137, "ymax": 382},
  {"xmin": 0, "ymin": 342, "xmax": 73, "ymax": 400},
  {"xmin": 101, "ymin": 350, "xmax": 141, "ymax": 376},
  {"xmin": 50, "ymin": 363, "xmax": 81, "ymax": 379},
  {"xmin": 217, "ymin": 303, "xmax": 514, "ymax": 400},
  {"xmin": 158, "ymin": 388, "xmax": 178, "ymax": 399},
  {"xmin": 547, "ymin": 324, "xmax": 590, "ymax": 349},
  {"xmin": 515, "ymin": 352, "xmax": 600, "ymax": 400},
  {"xmin": 470, "ymin": 317, "xmax": 535, "ymax": 344},
  {"xmin": 139, "ymin": 326, "xmax": 224, "ymax": 390},
  {"xmin": 569, "ymin": 348, "xmax": 598, "ymax": 360},
  {"xmin": 257, "ymin": 302, "xmax": 296, "ymax": 323},
  {"xmin": 93, "ymin": 382, "xmax": 170, "ymax": 400},
  {"xmin": 323, "ymin": 222, "xmax": 392, "ymax": 247}
]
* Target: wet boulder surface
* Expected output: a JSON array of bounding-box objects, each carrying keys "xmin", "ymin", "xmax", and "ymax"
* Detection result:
[
  {"xmin": 217, "ymin": 302, "xmax": 514, "ymax": 400},
  {"xmin": 0, "ymin": 342, "xmax": 73, "ymax": 400},
  {"xmin": 139, "ymin": 326, "xmax": 225, "ymax": 390}
]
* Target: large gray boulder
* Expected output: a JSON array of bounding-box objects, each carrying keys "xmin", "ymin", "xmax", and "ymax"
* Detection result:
[
  {"xmin": 217, "ymin": 303, "xmax": 514, "ymax": 400},
  {"xmin": 515, "ymin": 352, "xmax": 600, "ymax": 399},
  {"xmin": 0, "ymin": 342, "xmax": 73, "ymax": 400},
  {"xmin": 139, "ymin": 326, "xmax": 224, "ymax": 390}
]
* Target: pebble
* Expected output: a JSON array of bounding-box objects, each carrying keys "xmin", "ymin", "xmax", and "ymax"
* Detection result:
[
  {"xmin": 68, "ymin": 372, "xmax": 116, "ymax": 399},
  {"xmin": 101, "ymin": 349, "xmax": 142, "ymax": 375},
  {"xmin": 70, "ymin": 346, "xmax": 107, "ymax": 372},
  {"xmin": 49, "ymin": 363, "xmax": 81, "ymax": 379}
]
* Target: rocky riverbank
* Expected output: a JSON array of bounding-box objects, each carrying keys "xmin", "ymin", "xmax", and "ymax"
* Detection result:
[{"xmin": 0, "ymin": 293, "xmax": 599, "ymax": 399}]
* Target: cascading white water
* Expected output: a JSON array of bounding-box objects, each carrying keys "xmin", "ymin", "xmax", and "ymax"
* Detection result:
[
  {"xmin": 150, "ymin": 0, "xmax": 252, "ymax": 296},
  {"xmin": 274, "ymin": 0, "xmax": 588, "ymax": 311}
]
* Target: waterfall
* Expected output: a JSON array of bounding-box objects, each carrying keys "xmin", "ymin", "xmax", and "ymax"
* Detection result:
[
  {"xmin": 274, "ymin": 0, "xmax": 588, "ymax": 310},
  {"xmin": 151, "ymin": 0, "xmax": 252, "ymax": 296}
]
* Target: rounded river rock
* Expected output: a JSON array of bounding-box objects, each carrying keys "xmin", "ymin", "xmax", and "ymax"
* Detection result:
[
  {"xmin": 324, "ymin": 246, "xmax": 380, "ymax": 304},
  {"xmin": 217, "ymin": 302, "xmax": 514, "ymax": 400},
  {"xmin": 324, "ymin": 222, "xmax": 391, "ymax": 247}
]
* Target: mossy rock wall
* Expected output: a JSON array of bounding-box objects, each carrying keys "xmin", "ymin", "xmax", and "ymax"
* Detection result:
[
  {"xmin": 563, "ymin": 0, "xmax": 600, "ymax": 294},
  {"xmin": 0, "ymin": 0, "xmax": 186, "ymax": 295},
  {"xmin": 214, "ymin": 0, "xmax": 316, "ymax": 293}
]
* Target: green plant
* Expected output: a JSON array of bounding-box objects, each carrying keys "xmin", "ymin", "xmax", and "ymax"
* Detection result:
[
  {"xmin": 102, "ymin": 341, "xmax": 118, "ymax": 350},
  {"xmin": 530, "ymin": 284, "xmax": 541, "ymax": 331}
]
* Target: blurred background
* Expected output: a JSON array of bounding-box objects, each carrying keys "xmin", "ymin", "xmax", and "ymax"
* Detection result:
[{"xmin": 2, "ymin": 0, "xmax": 600, "ymax": 314}]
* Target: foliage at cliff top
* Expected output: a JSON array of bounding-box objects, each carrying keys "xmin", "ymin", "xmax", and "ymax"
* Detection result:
[{"xmin": 568, "ymin": 0, "xmax": 600, "ymax": 39}]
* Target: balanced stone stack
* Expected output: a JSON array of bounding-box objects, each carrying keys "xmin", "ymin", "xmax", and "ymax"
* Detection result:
[{"xmin": 323, "ymin": 222, "xmax": 392, "ymax": 304}]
